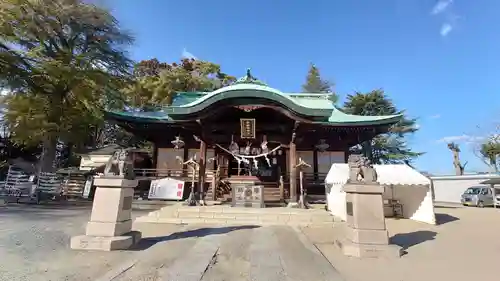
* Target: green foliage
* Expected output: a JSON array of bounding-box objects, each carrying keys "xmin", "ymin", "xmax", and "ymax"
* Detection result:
[
  {"xmin": 343, "ymin": 89, "xmax": 423, "ymax": 164},
  {"xmin": 122, "ymin": 58, "xmax": 236, "ymax": 109},
  {"xmin": 302, "ymin": 63, "xmax": 338, "ymax": 104},
  {"xmin": 479, "ymin": 140, "xmax": 500, "ymax": 172},
  {"xmin": 0, "ymin": 0, "xmax": 134, "ymax": 171}
]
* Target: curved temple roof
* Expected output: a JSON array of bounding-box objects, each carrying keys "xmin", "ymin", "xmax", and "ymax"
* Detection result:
[{"xmin": 106, "ymin": 70, "xmax": 402, "ymax": 127}]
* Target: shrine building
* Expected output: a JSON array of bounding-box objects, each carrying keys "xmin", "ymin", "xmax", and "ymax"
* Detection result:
[{"xmin": 105, "ymin": 70, "xmax": 402, "ymax": 204}]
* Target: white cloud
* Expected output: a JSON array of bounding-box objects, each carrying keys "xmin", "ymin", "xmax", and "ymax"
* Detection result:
[
  {"xmin": 181, "ymin": 48, "xmax": 197, "ymax": 60},
  {"xmin": 431, "ymin": 0, "xmax": 453, "ymax": 15},
  {"xmin": 430, "ymin": 0, "xmax": 459, "ymax": 37},
  {"xmin": 413, "ymin": 124, "xmax": 421, "ymax": 130},
  {"xmin": 436, "ymin": 134, "xmax": 485, "ymax": 144},
  {"xmin": 429, "ymin": 114, "xmax": 441, "ymax": 119},
  {"xmin": 440, "ymin": 23, "xmax": 453, "ymax": 36}
]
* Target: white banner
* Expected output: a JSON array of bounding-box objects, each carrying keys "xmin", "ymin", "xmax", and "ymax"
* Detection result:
[{"xmin": 148, "ymin": 177, "xmax": 185, "ymax": 200}]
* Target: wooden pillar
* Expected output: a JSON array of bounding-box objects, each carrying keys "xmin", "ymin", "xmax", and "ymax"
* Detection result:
[
  {"xmin": 198, "ymin": 140, "xmax": 207, "ymax": 199},
  {"xmin": 182, "ymin": 145, "xmax": 188, "ymax": 177},
  {"xmin": 152, "ymin": 143, "xmax": 158, "ymax": 169},
  {"xmin": 289, "ymin": 142, "xmax": 298, "ymax": 203},
  {"xmin": 313, "ymin": 149, "xmax": 318, "ymax": 181}
]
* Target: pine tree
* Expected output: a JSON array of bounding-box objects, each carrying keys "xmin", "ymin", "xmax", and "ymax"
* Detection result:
[
  {"xmin": 343, "ymin": 89, "xmax": 423, "ymax": 164},
  {"xmin": 302, "ymin": 64, "xmax": 338, "ymax": 103}
]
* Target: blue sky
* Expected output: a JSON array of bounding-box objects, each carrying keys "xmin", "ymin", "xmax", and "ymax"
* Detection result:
[{"xmin": 105, "ymin": 0, "xmax": 500, "ymax": 175}]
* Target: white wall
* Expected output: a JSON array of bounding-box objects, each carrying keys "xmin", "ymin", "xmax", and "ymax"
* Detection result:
[
  {"xmin": 431, "ymin": 174, "xmax": 500, "ymax": 203},
  {"xmin": 317, "ymin": 151, "xmax": 345, "ymax": 174}
]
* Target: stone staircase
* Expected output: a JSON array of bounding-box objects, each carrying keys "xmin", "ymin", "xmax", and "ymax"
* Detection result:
[{"xmin": 135, "ymin": 204, "xmax": 335, "ymax": 227}]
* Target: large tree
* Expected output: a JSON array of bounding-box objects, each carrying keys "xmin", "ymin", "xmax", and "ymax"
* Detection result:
[
  {"xmin": 0, "ymin": 0, "xmax": 133, "ymax": 172},
  {"xmin": 343, "ymin": 89, "xmax": 422, "ymax": 164},
  {"xmin": 447, "ymin": 142, "xmax": 467, "ymax": 175},
  {"xmin": 122, "ymin": 58, "xmax": 236, "ymax": 110},
  {"xmin": 302, "ymin": 63, "xmax": 338, "ymax": 103},
  {"xmin": 479, "ymin": 139, "xmax": 500, "ymax": 173}
]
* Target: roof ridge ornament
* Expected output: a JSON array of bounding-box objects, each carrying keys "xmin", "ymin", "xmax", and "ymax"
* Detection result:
[{"xmin": 233, "ymin": 68, "xmax": 268, "ymax": 86}]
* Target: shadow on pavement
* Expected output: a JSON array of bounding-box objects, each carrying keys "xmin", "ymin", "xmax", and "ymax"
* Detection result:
[
  {"xmin": 434, "ymin": 205, "xmax": 461, "ymax": 209},
  {"xmin": 390, "ymin": 230, "xmax": 437, "ymax": 251},
  {"xmin": 435, "ymin": 213, "xmax": 460, "ymax": 225},
  {"xmin": 131, "ymin": 225, "xmax": 260, "ymax": 251}
]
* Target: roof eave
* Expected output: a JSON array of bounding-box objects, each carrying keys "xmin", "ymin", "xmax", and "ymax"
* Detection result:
[
  {"xmin": 104, "ymin": 110, "xmax": 176, "ymax": 124},
  {"xmin": 320, "ymin": 114, "xmax": 403, "ymax": 127}
]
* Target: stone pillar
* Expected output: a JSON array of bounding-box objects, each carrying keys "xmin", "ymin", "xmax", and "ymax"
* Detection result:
[
  {"xmin": 70, "ymin": 177, "xmax": 141, "ymax": 251},
  {"xmin": 336, "ymin": 183, "xmax": 402, "ymax": 258},
  {"xmin": 287, "ymin": 141, "xmax": 298, "ymax": 207}
]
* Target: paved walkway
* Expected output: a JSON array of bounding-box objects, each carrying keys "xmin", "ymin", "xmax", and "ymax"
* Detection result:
[{"xmin": 113, "ymin": 224, "xmax": 343, "ymax": 281}]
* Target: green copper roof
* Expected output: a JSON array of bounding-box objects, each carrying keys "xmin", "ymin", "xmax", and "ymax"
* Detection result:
[
  {"xmin": 326, "ymin": 109, "xmax": 402, "ymax": 126},
  {"xmin": 170, "ymin": 83, "xmax": 333, "ymax": 117},
  {"xmin": 106, "ymin": 69, "xmax": 403, "ymax": 126}
]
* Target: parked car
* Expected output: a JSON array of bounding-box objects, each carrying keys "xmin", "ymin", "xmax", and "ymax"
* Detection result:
[{"xmin": 461, "ymin": 186, "xmax": 500, "ymax": 208}]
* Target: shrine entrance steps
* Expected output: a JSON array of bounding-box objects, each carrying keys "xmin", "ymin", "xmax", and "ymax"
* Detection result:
[{"xmin": 135, "ymin": 204, "xmax": 335, "ymax": 227}]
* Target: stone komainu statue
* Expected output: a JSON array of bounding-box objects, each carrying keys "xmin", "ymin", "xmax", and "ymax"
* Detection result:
[
  {"xmin": 347, "ymin": 154, "xmax": 377, "ymax": 183},
  {"xmin": 103, "ymin": 149, "xmax": 135, "ymax": 180},
  {"xmin": 347, "ymin": 154, "xmax": 363, "ymax": 183}
]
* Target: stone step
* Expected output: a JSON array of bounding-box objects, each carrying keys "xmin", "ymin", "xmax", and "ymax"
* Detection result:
[{"xmin": 136, "ymin": 205, "xmax": 335, "ymax": 227}]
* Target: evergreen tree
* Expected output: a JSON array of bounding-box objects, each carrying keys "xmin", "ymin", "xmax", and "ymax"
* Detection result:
[
  {"xmin": 0, "ymin": 0, "xmax": 133, "ymax": 172},
  {"xmin": 343, "ymin": 89, "xmax": 423, "ymax": 164},
  {"xmin": 302, "ymin": 64, "xmax": 338, "ymax": 103},
  {"xmin": 122, "ymin": 58, "xmax": 236, "ymax": 109}
]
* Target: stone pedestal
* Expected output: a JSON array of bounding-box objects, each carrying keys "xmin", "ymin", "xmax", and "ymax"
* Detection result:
[
  {"xmin": 70, "ymin": 177, "xmax": 142, "ymax": 251},
  {"xmin": 336, "ymin": 183, "xmax": 402, "ymax": 258},
  {"xmin": 230, "ymin": 176, "xmax": 265, "ymax": 208}
]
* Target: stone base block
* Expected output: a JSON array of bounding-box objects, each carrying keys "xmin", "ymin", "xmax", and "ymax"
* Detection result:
[
  {"xmin": 287, "ymin": 202, "xmax": 300, "ymax": 208},
  {"xmin": 70, "ymin": 231, "xmax": 141, "ymax": 251},
  {"xmin": 344, "ymin": 227, "xmax": 389, "ymax": 245},
  {"xmin": 335, "ymin": 238, "xmax": 403, "ymax": 259},
  {"xmin": 86, "ymin": 219, "xmax": 132, "ymax": 236}
]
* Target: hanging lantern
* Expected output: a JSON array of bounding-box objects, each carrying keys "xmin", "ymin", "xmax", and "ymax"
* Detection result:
[
  {"xmin": 244, "ymin": 141, "xmax": 251, "ymax": 155},
  {"xmin": 171, "ymin": 136, "xmax": 185, "ymax": 149},
  {"xmin": 315, "ymin": 139, "xmax": 330, "ymax": 152},
  {"xmin": 261, "ymin": 135, "xmax": 269, "ymax": 154},
  {"xmin": 229, "ymin": 135, "xmax": 239, "ymax": 154}
]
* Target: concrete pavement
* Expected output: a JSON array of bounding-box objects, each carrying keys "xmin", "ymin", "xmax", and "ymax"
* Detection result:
[
  {"xmin": 0, "ymin": 203, "xmax": 343, "ymax": 281},
  {"xmin": 113, "ymin": 223, "xmax": 343, "ymax": 281}
]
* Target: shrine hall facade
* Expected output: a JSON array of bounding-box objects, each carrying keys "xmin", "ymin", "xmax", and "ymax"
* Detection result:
[{"xmin": 105, "ymin": 70, "xmax": 402, "ymax": 202}]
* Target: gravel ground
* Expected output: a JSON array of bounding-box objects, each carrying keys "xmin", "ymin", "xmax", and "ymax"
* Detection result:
[{"xmin": 0, "ymin": 203, "xmax": 149, "ymax": 281}]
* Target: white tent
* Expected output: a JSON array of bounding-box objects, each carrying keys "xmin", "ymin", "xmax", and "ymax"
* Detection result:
[{"xmin": 325, "ymin": 164, "xmax": 436, "ymax": 225}]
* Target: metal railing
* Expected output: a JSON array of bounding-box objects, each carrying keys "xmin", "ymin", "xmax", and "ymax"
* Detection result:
[{"xmin": 0, "ymin": 166, "xmax": 34, "ymax": 200}]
